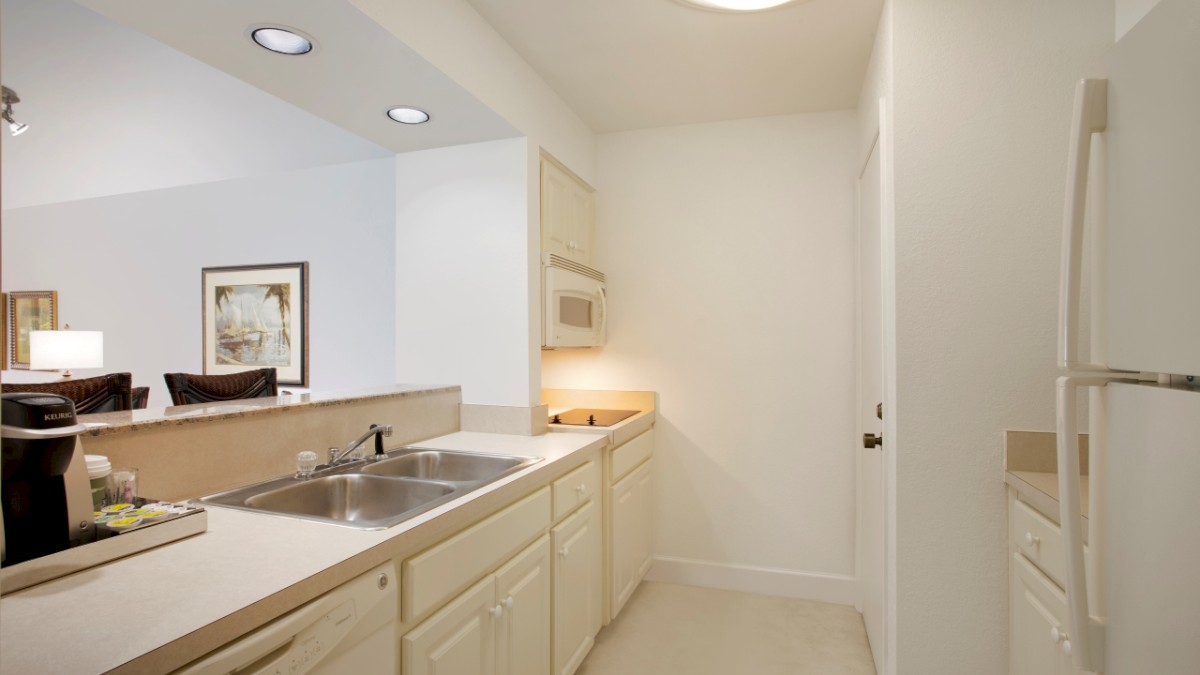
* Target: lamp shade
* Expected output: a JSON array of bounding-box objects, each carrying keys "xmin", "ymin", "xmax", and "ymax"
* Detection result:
[{"xmin": 29, "ymin": 330, "xmax": 103, "ymax": 370}]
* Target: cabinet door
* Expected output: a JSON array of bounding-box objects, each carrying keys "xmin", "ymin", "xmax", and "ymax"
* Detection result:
[
  {"xmin": 495, "ymin": 535, "xmax": 551, "ymax": 675},
  {"xmin": 1009, "ymin": 553, "xmax": 1074, "ymax": 675},
  {"xmin": 566, "ymin": 184, "xmax": 594, "ymax": 264},
  {"xmin": 404, "ymin": 576, "xmax": 497, "ymax": 675},
  {"xmin": 541, "ymin": 158, "xmax": 594, "ymax": 265},
  {"xmin": 552, "ymin": 500, "xmax": 603, "ymax": 675},
  {"xmin": 610, "ymin": 458, "xmax": 653, "ymax": 619},
  {"xmin": 541, "ymin": 159, "xmax": 575, "ymax": 261}
]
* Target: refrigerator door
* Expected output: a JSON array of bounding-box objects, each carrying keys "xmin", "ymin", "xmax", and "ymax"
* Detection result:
[
  {"xmin": 1100, "ymin": 382, "xmax": 1200, "ymax": 672},
  {"xmin": 1102, "ymin": 0, "xmax": 1200, "ymax": 377}
]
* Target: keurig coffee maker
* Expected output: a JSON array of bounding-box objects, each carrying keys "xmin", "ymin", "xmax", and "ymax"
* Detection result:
[{"xmin": 1, "ymin": 392, "xmax": 94, "ymax": 566}]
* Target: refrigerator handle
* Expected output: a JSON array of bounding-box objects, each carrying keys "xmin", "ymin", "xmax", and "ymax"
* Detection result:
[
  {"xmin": 1058, "ymin": 78, "xmax": 1108, "ymax": 371},
  {"xmin": 1056, "ymin": 375, "xmax": 1116, "ymax": 672}
]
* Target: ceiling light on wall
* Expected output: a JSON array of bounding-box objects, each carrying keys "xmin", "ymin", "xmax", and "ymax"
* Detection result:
[
  {"xmin": 2, "ymin": 86, "xmax": 29, "ymax": 136},
  {"xmin": 386, "ymin": 107, "xmax": 430, "ymax": 125},
  {"xmin": 249, "ymin": 26, "xmax": 314, "ymax": 55},
  {"xmin": 675, "ymin": 0, "xmax": 803, "ymax": 11}
]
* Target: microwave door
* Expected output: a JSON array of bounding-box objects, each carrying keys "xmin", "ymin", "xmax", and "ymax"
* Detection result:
[{"xmin": 545, "ymin": 267, "xmax": 605, "ymax": 348}]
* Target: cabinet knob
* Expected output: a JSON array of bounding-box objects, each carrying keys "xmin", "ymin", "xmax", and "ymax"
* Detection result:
[
  {"xmin": 503, "ymin": 596, "xmax": 515, "ymax": 610},
  {"xmin": 576, "ymin": 483, "xmax": 587, "ymax": 497},
  {"xmin": 863, "ymin": 433, "xmax": 883, "ymax": 449},
  {"xmin": 1025, "ymin": 532, "xmax": 1041, "ymax": 547},
  {"xmin": 491, "ymin": 604, "xmax": 504, "ymax": 619},
  {"xmin": 559, "ymin": 546, "xmax": 570, "ymax": 558},
  {"xmin": 1051, "ymin": 627, "xmax": 1068, "ymax": 644}
]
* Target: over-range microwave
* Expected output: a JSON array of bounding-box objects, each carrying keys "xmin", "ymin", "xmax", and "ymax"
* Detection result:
[{"xmin": 543, "ymin": 253, "xmax": 606, "ymax": 348}]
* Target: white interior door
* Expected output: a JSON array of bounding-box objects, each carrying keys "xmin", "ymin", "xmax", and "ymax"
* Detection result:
[{"xmin": 857, "ymin": 132, "xmax": 885, "ymax": 674}]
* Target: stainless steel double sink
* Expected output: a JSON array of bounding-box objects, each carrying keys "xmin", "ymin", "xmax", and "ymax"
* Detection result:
[{"xmin": 199, "ymin": 448, "xmax": 542, "ymax": 530}]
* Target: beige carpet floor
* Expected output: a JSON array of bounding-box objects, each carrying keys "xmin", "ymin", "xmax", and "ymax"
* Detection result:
[{"xmin": 577, "ymin": 582, "xmax": 877, "ymax": 675}]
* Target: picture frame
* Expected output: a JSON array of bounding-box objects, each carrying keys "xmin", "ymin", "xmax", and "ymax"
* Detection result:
[
  {"xmin": 7, "ymin": 291, "xmax": 58, "ymax": 370},
  {"xmin": 201, "ymin": 262, "xmax": 309, "ymax": 386}
]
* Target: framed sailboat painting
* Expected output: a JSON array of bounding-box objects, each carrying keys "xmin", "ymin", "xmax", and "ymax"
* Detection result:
[{"xmin": 201, "ymin": 262, "xmax": 309, "ymax": 386}]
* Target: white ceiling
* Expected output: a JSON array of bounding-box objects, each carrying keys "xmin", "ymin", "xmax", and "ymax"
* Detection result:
[
  {"xmin": 464, "ymin": 0, "xmax": 884, "ymax": 133},
  {"xmin": 71, "ymin": 0, "xmax": 520, "ymax": 154}
]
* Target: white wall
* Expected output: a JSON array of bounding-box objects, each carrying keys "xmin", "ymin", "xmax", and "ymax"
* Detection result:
[
  {"xmin": 857, "ymin": 2, "xmax": 893, "ymax": 163},
  {"xmin": 888, "ymin": 0, "xmax": 1113, "ymax": 671},
  {"xmin": 2, "ymin": 159, "xmax": 398, "ymax": 407},
  {"xmin": 394, "ymin": 138, "xmax": 538, "ymax": 407},
  {"xmin": 1116, "ymin": 0, "xmax": 1161, "ymax": 40},
  {"xmin": 542, "ymin": 112, "xmax": 859, "ymax": 601}
]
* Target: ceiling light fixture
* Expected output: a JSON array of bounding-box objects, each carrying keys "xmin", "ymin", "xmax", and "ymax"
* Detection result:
[
  {"xmin": 675, "ymin": 0, "xmax": 803, "ymax": 11},
  {"xmin": 386, "ymin": 107, "xmax": 430, "ymax": 125},
  {"xmin": 2, "ymin": 86, "xmax": 29, "ymax": 136},
  {"xmin": 249, "ymin": 26, "xmax": 314, "ymax": 55}
]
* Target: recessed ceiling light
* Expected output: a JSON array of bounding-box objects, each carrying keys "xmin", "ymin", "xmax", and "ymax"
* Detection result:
[
  {"xmin": 387, "ymin": 107, "xmax": 431, "ymax": 125},
  {"xmin": 675, "ymin": 0, "xmax": 803, "ymax": 11},
  {"xmin": 250, "ymin": 27, "xmax": 314, "ymax": 55}
]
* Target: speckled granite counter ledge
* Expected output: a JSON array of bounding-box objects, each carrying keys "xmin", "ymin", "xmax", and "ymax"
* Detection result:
[{"xmin": 77, "ymin": 384, "xmax": 460, "ymax": 437}]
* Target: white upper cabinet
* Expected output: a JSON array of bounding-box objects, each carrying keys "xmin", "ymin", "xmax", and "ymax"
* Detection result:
[{"xmin": 541, "ymin": 155, "xmax": 595, "ymax": 266}]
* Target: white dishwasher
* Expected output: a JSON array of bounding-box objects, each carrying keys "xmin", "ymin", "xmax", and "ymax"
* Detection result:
[{"xmin": 175, "ymin": 561, "xmax": 398, "ymax": 675}]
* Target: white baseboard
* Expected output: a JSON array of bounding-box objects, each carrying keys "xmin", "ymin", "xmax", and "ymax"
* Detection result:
[{"xmin": 644, "ymin": 555, "xmax": 857, "ymax": 606}]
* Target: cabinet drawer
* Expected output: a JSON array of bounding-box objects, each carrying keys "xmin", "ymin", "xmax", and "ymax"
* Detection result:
[
  {"xmin": 1010, "ymin": 498, "xmax": 1072, "ymax": 590},
  {"xmin": 404, "ymin": 487, "xmax": 551, "ymax": 622},
  {"xmin": 1010, "ymin": 552, "xmax": 1072, "ymax": 675},
  {"xmin": 610, "ymin": 430, "xmax": 652, "ymax": 483},
  {"xmin": 553, "ymin": 461, "xmax": 600, "ymax": 522}
]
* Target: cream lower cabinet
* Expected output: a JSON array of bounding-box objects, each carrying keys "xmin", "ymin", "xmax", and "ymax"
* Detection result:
[
  {"xmin": 405, "ymin": 535, "xmax": 552, "ymax": 675},
  {"xmin": 552, "ymin": 499, "xmax": 603, "ymax": 675},
  {"xmin": 1008, "ymin": 490, "xmax": 1082, "ymax": 675},
  {"xmin": 1010, "ymin": 553, "xmax": 1074, "ymax": 675},
  {"xmin": 610, "ymin": 457, "xmax": 653, "ymax": 618},
  {"xmin": 605, "ymin": 429, "xmax": 654, "ymax": 622}
]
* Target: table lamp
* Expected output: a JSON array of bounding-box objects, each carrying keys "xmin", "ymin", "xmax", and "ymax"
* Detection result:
[{"xmin": 29, "ymin": 325, "xmax": 103, "ymax": 378}]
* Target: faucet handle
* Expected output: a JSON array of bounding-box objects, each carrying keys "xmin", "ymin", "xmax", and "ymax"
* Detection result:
[
  {"xmin": 370, "ymin": 424, "xmax": 393, "ymax": 458},
  {"xmin": 296, "ymin": 451, "xmax": 318, "ymax": 479}
]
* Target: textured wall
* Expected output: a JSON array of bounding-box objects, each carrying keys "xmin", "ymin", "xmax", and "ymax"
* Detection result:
[
  {"xmin": 394, "ymin": 138, "xmax": 538, "ymax": 407},
  {"xmin": 889, "ymin": 0, "xmax": 1113, "ymax": 671}
]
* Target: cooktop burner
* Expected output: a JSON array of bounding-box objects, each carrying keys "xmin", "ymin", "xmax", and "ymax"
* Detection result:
[{"xmin": 549, "ymin": 408, "xmax": 639, "ymax": 427}]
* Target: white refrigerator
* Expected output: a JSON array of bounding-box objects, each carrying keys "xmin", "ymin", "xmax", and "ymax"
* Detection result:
[{"xmin": 1055, "ymin": 0, "xmax": 1200, "ymax": 672}]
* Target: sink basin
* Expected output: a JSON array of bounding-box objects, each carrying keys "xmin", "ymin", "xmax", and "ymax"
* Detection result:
[
  {"xmin": 244, "ymin": 475, "xmax": 456, "ymax": 526},
  {"xmin": 198, "ymin": 447, "xmax": 542, "ymax": 530},
  {"xmin": 363, "ymin": 449, "xmax": 537, "ymax": 483}
]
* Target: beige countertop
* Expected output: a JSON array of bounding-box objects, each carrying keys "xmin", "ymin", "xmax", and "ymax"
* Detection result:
[
  {"xmin": 542, "ymin": 388, "xmax": 657, "ymax": 447},
  {"xmin": 1003, "ymin": 430, "xmax": 1089, "ymax": 525},
  {"xmin": 0, "ymin": 429, "xmax": 608, "ymax": 675}
]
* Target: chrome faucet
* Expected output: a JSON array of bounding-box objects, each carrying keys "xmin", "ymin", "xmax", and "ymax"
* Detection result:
[{"xmin": 326, "ymin": 424, "xmax": 393, "ymax": 467}]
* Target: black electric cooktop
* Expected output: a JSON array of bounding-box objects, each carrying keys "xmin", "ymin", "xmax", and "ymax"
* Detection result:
[{"xmin": 549, "ymin": 408, "xmax": 639, "ymax": 427}]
